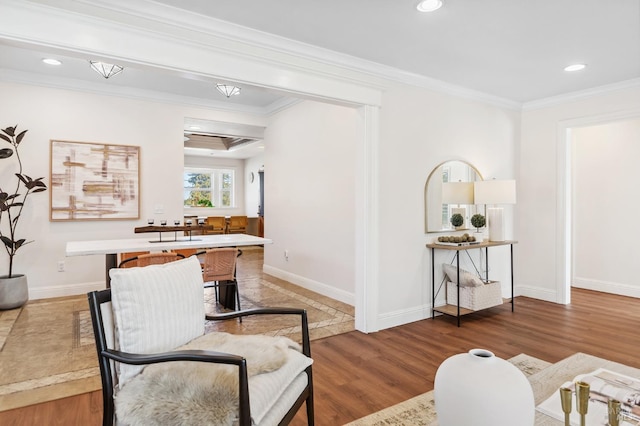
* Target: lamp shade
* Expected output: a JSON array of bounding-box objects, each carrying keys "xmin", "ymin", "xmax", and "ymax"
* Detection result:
[
  {"xmin": 473, "ymin": 180, "xmax": 516, "ymax": 205},
  {"xmin": 442, "ymin": 182, "xmax": 474, "ymax": 205}
]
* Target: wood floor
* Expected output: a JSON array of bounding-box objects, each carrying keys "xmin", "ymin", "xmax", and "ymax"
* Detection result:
[{"xmin": 1, "ymin": 288, "xmax": 638, "ymax": 425}]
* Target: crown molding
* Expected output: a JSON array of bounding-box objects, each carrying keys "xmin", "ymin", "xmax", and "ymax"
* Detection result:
[
  {"xmin": 0, "ymin": 68, "xmax": 273, "ymax": 116},
  {"xmin": 522, "ymin": 78, "xmax": 640, "ymax": 111},
  {"xmin": 22, "ymin": 0, "xmax": 521, "ymax": 111}
]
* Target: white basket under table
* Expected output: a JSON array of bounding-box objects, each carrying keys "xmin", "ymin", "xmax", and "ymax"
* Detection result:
[{"xmin": 446, "ymin": 280, "xmax": 503, "ymax": 311}]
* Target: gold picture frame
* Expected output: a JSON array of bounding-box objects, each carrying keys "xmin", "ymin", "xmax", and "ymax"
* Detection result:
[{"xmin": 50, "ymin": 140, "xmax": 140, "ymax": 221}]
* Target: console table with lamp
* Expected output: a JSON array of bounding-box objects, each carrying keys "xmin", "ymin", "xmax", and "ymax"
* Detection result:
[{"xmin": 426, "ymin": 240, "xmax": 517, "ymax": 326}]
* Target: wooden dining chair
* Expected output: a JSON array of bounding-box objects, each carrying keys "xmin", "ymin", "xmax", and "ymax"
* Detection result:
[
  {"xmin": 205, "ymin": 216, "xmax": 227, "ymax": 235},
  {"xmin": 118, "ymin": 251, "xmax": 150, "ymax": 268},
  {"xmin": 202, "ymin": 248, "xmax": 241, "ymax": 313},
  {"xmin": 118, "ymin": 252, "xmax": 185, "ymax": 268},
  {"xmin": 226, "ymin": 216, "xmax": 248, "ymax": 234}
]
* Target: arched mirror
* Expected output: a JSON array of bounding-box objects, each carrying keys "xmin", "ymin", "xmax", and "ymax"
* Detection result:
[{"xmin": 425, "ymin": 160, "xmax": 483, "ymax": 233}]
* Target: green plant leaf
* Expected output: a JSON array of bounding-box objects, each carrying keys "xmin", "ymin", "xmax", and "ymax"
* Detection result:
[
  {"xmin": 32, "ymin": 188, "xmax": 47, "ymax": 193},
  {"xmin": 15, "ymin": 239, "xmax": 26, "ymax": 249},
  {"xmin": 16, "ymin": 174, "xmax": 28, "ymax": 185},
  {"xmin": 3, "ymin": 126, "xmax": 16, "ymax": 137},
  {"xmin": 0, "ymin": 236, "xmax": 13, "ymax": 249},
  {"xmin": 15, "ymin": 129, "xmax": 27, "ymax": 145},
  {"xmin": 0, "ymin": 133, "xmax": 11, "ymax": 144}
]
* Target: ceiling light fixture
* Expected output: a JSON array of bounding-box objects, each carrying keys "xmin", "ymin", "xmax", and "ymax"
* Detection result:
[
  {"xmin": 417, "ymin": 0, "xmax": 443, "ymax": 12},
  {"xmin": 564, "ymin": 63, "xmax": 586, "ymax": 72},
  {"xmin": 89, "ymin": 60, "xmax": 124, "ymax": 79},
  {"xmin": 42, "ymin": 58, "xmax": 62, "ymax": 66},
  {"xmin": 216, "ymin": 84, "xmax": 241, "ymax": 98}
]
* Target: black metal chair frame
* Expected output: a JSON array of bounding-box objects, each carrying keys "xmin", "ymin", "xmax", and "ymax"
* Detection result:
[{"xmin": 88, "ymin": 289, "xmax": 314, "ymax": 426}]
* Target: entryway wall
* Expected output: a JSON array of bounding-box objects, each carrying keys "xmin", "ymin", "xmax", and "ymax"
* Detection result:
[{"xmin": 571, "ymin": 116, "xmax": 640, "ymax": 298}]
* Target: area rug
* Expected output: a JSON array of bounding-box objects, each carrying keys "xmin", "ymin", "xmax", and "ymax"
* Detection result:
[
  {"xmin": 344, "ymin": 354, "xmax": 552, "ymax": 426},
  {"xmin": 0, "ymin": 250, "xmax": 354, "ymax": 412},
  {"xmin": 0, "ymin": 296, "xmax": 100, "ymax": 412}
]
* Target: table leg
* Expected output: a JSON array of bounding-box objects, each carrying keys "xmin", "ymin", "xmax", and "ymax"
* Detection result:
[
  {"xmin": 219, "ymin": 281, "xmax": 237, "ymax": 310},
  {"xmin": 456, "ymin": 251, "xmax": 460, "ymax": 327},
  {"xmin": 510, "ymin": 244, "xmax": 514, "ymax": 312},
  {"xmin": 431, "ymin": 248, "xmax": 435, "ymax": 320},
  {"xmin": 105, "ymin": 253, "xmax": 117, "ymax": 288}
]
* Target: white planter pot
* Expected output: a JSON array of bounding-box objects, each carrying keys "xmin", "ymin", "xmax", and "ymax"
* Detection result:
[
  {"xmin": 0, "ymin": 274, "xmax": 29, "ymax": 310},
  {"xmin": 434, "ymin": 349, "xmax": 535, "ymax": 426}
]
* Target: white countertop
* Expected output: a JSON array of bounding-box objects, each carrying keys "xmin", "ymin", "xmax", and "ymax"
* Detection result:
[{"xmin": 66, "ymin": 234, "xmax": 272, "ymax": 256}]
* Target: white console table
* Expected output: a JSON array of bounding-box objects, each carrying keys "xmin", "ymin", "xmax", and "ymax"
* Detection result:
[
  {"xmin": 66, "ymin": 234, "xmax": 272, "ymax": 287},
  {"xmin": 426, "ymin": 240, "xmax": 517, "ymax": 326}
]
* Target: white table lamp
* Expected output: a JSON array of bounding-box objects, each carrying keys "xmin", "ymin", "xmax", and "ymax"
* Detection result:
[{"xmin": 473, "ymin": 180, "xmax": 516, "ymax": 241}]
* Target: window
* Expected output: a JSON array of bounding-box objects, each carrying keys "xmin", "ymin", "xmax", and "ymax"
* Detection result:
[{"xmin": 184, "ymin": 168, "xmax": 235, "ymax": 208}]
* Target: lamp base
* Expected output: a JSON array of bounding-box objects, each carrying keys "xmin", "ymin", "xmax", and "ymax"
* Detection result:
[{"xmin": 487, "ymin": 207, "xmax": 505, "ymax": 241}]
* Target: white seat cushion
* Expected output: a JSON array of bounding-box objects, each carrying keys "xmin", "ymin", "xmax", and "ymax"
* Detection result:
[
  {"xmin": 109, "ymin": 256, "xmax": 205, "ymax": 386},
  {"xmin": 114, "ymin": 331, "xmax": 313, "ymax": 425}
]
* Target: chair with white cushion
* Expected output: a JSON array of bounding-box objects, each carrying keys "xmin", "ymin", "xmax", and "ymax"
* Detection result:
[{"xmin": 87, "ymin": 256, "xmax": 314, "ymax": 426}]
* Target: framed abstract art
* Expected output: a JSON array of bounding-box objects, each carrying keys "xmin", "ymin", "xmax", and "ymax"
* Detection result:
[{"xmin": 50, "ymin": 140, "xmax": 140, "ymax": 221}]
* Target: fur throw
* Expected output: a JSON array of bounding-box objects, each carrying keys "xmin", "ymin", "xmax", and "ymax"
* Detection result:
[{"xmin": 115, "ymin": 332, "xmax": 302, "ymax": 425}]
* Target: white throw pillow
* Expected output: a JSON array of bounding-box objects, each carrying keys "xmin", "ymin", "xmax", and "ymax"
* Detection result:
[
  {"xmin": 109, "ymin": 256, "xmax": 205, "ymax": 386},
  {"xmin": 442, "ymin": 263, "xmax": 484, "ymax": 287}
]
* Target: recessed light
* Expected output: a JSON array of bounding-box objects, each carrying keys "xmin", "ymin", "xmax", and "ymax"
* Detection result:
[
  {"xmin": 417, "ymin": 0, "xmax": 443, "ymax": 12},
  {"xmin": 42, "ymin": 58, "xmax": 62, "ymax": 66},
  {"xmin": 564, "ymin": 64, "xmax": 586, "ymax": 72},
  {"xmin": 189, "ymin": 126, "xmax": 201, "ymax": 130}
]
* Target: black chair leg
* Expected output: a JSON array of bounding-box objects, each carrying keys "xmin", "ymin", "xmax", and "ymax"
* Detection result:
[{"xmin": 232, "ymin": 279, "xmax": 242, "ymax": 323}]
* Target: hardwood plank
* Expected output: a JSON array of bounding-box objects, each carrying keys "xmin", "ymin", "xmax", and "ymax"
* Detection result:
[{"xmin": 1, "ymin": 288, "xmax": 639, "ymax": 426}]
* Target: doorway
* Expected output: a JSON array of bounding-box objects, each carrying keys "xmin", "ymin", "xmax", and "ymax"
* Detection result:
[{"xmin": 558, "ymin": 111, "xmax": 640, "ymax": 303}]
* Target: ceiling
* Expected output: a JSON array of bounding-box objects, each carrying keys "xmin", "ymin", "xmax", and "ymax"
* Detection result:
[
  {"xmin": 0, "ymin": 0, "xmax": 638, "ymax": 157},
  {"xmin": 152, "ymin": 0, "xmax": 640, "ymax": 103}
]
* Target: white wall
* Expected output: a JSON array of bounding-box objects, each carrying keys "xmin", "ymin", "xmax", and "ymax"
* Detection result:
[
  {"xmin": 0, "ymin": 81, "xmax": 266, "ymax": 299},
  {"xmin": 572, "ymin": 117, "xmax": 640, "ymax": 297},
  {"xmin": 262, "ymin": 100, "xmax": 358, "ymax": 304},
  {"xmin": 519, "ymin": 86, "xmax": 640, "ymax": 302},
  {"xmin": 376, "ymin": 83, "xmax": 520, "ymax": 328}
]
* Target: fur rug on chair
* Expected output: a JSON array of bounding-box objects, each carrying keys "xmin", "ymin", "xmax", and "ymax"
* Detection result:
[{"xmin": 115, "ymin": 332, "xmax": 302, "ymax": 425}]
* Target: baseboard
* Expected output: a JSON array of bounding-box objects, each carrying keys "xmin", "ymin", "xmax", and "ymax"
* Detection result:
[
  {"xmin": 516, "ymin": 284, "xmax": 558, "ymax": 303},
  {"xmin": 28, "ymin": 281, "xmax": 105, "ymax": 301},
  {"xmin": 262, "ymin": 265, "xmax": 355, "ymax": 306},
  {"xmin": 573, "ymin": 278, "xmax": 640, "ymax": 299},
  {"xmin": 376, "ymin": 304, "xmax": 432, "ymax": 331}
]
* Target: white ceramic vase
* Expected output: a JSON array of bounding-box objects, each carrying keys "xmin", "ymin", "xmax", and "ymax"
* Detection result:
[{"xmin": 434, "ymin": 348, "xmax": 535, "ymax": 426}]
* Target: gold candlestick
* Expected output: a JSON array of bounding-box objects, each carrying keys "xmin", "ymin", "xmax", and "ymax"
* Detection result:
[
  {"xmin": 575, "ymin": 381, "xmax": 590, "ymax": 426},
  {"xmin": 560, "ymin": 387, "xmax": 572, "ymax": 426},
  {"xmin": 608, "ymin": 399, "xmax": 621, "ymax": 426}
]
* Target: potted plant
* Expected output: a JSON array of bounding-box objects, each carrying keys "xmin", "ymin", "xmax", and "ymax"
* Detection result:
[
  {"xmin": 450, "ymin": 213, "xmax": 464, "ymax": 230},
  {"xmin": 470, "ymin": 213, "xmax": 486, "ymax": 242},
  {"xmin": 0, "ymin": 125, "xmax": 47, "ymax": 309},
  {"xmin": 470, "ymin": 213, "xmax": 486, "ymax": 232}
]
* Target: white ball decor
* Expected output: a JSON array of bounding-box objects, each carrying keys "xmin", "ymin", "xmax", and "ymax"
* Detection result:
[{"xmin": 434, "ymin": 349, "xmax": 535, "ymax": 426}]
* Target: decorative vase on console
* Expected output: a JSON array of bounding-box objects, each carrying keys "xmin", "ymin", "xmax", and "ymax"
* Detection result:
[{"xmin": 434, "ymin": 348, "xmax": 535, "ymax": 426}]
